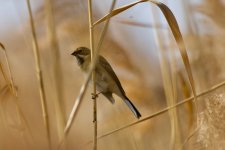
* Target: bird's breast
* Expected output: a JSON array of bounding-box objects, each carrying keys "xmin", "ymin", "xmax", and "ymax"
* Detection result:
[
  {"xmin": 95, "ymin": 65, "xmax": 122, "ymax": 97},
  {"xmin": 80, "ymin": 58, "xmax": 91, "ymax": 72}
]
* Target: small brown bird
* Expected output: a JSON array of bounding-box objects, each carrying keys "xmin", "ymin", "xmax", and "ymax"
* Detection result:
[{"xmin": 71, "ymin": 47, "xmax": 141, "ymax": 119}]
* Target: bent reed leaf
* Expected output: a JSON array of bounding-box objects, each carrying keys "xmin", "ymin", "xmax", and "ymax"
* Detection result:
[
  {"xmin": 26, "ymin": 0, "xmax": 51, "ymax": 148},
  {"xmin": 93, "ymin": 0, "xmax": 198, "ymax": 120}
]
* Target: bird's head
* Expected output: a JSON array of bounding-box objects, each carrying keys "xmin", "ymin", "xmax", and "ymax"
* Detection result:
[{"xmin": 71, "ymin": 47, "xmax": 91, "ymax": 66}]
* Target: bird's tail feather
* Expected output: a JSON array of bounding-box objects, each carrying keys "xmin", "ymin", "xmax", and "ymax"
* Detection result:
[{"xmin": 123, "ymin": 96, "xmax": 141, "ymax": 119}]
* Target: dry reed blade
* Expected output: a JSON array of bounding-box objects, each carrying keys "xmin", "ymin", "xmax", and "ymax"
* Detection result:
[
  {"xmin": 116, "ymin": 19, "xmax": 167, "ymax": 29},
  {"xmin": 0, "ymin": 45, "xmax": 16, "ymax": 96},
  {"xmin": 152, "ymin": 1, "xmax": 198, "ymax": 115},
  {"xmin": 45, "ymin": 0, "xmax": 66, "ymax": 141},
  {"xmin": 93, "ymin": 0, "xmax": 198, "ymax": 115},
  {"xmin": 97, "ymin": 80, "xmax": 225, "ymax": 140},
  {"xmin": 93, "ymin": 0, "xmax": 143, "ymax": 26},
  {"xmin": 181, "ymin": 0, "xmax": 201, "ymax": 130},
  {"xmin": 165, "ymin": 6, "xmax": 182, "ymax": 147},
  {"xmin": 151, "ymin": 6, "xmax": 180, "ymax": 149},
  {"xmin": 26, "ymin": 0, "xmax": 51, "ymax": 149},
  {"xmin": 149, "ymin": 3, "xmax": 199, "ymax": 132},
  {"xmin": 178, "ymin": 72, "xmax": 194, "ymax": 129},
  {"xmin": 170, "ymin": 47, "xmax": 182, "ymax": 149}
]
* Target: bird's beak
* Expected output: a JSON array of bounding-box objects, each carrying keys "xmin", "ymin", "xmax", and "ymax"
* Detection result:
[{"xmin": 71, "ymin": 51, "xmax": 77, "ymax": 56}]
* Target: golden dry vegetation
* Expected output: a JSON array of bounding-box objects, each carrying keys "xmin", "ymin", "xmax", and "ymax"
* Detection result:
[{"xmin": 1, "ymin": 0, "xmax": 225, "ymax": 150}]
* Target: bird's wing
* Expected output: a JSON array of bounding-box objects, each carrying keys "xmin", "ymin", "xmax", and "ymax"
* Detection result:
[
  {"xmin": 102, "ymin": 92, "xmax": 115, "ymax": 104},
  {"xmin": 99, "ymin": 56, "xmax": 125, "ymax": 94}
]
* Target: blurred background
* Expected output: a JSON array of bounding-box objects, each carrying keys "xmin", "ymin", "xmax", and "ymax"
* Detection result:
[{"xmin": 1, "ymin": 0, "xmax": 225, "ymax": 150}]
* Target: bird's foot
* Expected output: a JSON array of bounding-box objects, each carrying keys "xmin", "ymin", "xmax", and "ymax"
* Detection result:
[
  {"xmin": 91, "ymin": 93, "xmax": 98, "ymax": 99},
  {"xmin": 91, "ymin": 92, "xmax": 102, "ymax": 99}
]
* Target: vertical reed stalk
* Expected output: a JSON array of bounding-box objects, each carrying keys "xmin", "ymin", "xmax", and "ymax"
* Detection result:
[
  {"xmin": 182, "ymin": 0, "xmax": 201, "ymax": 118},
  {"xmin": 178, "ymin": 72, "xmax": 193, "ymax": 129},
  {"xmin": 26, "ymin": 0, "xmax": 51, "ymax": 149},
  {"xmin": 87, "ymin": 0, "xmax": 97, "ymax": 149},
  {"xmin": 151, "ymin": 7, "xmax": 180, "ymax": 149},
  {"xmin": 63, "ymin": 0, "xmax": 116, "ymax": 139},
  {"xmin": 169, "ymin": 37, "xmax": 181, "ymax": 149},
  {"xmin": 164, "ymin": 0, "xmax": 181, "ymax": 144},
  {"xmin": 45, "ymin": 0, "xmax": 66, "ymax": 141}
]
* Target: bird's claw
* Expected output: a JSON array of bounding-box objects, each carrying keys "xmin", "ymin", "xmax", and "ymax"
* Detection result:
[
  {"xmin": 91, "ymin": 93, "xmax": 98, "ymax": 99},
  {"xmin": 91, "ymin": 92, "xmax": 102, "ymax": 99}
]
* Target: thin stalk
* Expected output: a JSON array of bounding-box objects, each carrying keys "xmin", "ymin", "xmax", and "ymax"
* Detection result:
[
  {"xmin": 95, "ymin": 0, "xmax": 117, "ymax": 54},
  {"xmin": 96, "ymin": 80, "xmax": 225, "ymax": 139},
  {"xmin": 0, "ymin": 46, "xmax": 15, "ymax": 96},
  {"xmin": 183, "ymin": 0, "xmax": 203, "ymax": 118},
  {"xmin": 165, "ymin": 3, "xmax": 181, "ymax": 146},
  {"xmin": 3, "ymin": 52, "xmax": 16, "ymax": 96},
  {"xmin": 89, "ymin": 1, "xmax": 118, "ymax": 149},
  {"xmin": 87, "ymin": 0, "xmax": 97, "ymax": 150},
  {"xmin": 151, "ymin": 6, "xmax": 179, "ymax": 149},
  {"xmin": 179, "ymin": 126, "xmax": 200, "ymax": 150},
  {"xmin": 45, "ymin": 0, "xmax": 66, "ymax": 141},
  {"xmin": 169, "ymin": 42, "xmax": 181, "ymax": 149},
  {"xmin": 26, "ymin": 0, "xmax": 51, "ymax": 149},
  {"xmin": 3, "ymin": 51, "xmax": 17, "ymax": 96},
  {"xmin": 64, "ymin": 0, "xmax": 116, "ymax": 136},
  {"xmin": 61, "ymin": 1, "xmax": 116, "ymax": 149},
  {"xmin": 0, "ymin": 62, "xmax": 11, "ymax": 91},
  {"xmin": 178, "ymin": 72, "xmax": 193, "ymax": 129},
  {"xmin": 81, "ymin": 75, "xmax": 225, "ymax": 149}
]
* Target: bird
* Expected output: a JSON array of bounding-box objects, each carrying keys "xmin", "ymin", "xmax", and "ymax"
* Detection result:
[{"xmin": 71, "ymin": 47, "xmax": 141, "ymax": 119}]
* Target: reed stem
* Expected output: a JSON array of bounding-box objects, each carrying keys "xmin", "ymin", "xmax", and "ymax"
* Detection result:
[
  {"xmin": 88, "ymin": 0, "xmax": 97, "ymax": 149},
  {"xmin": 26, "ymin": 0, "xmax": 51, "ymax": 149},
  {"xmin": 45, "ymin": 0, "xmax": 66, "ymax": 142}
]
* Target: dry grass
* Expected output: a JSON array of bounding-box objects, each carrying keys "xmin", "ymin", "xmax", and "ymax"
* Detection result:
[
  {"xmin": 26, "ymin": 0, "xmax": 51, "ymax": 149},
  {"xmin": 44, "ymin": 0, "xmax": 66, "ymax": 142},
  {"xmin": 1, "ymin": 0, "xmax": 225, "ymax": 150}
]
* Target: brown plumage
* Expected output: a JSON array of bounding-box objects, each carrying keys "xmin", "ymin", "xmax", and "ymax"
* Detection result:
[{"xmin": 71, "ymin": 47, "xmax": 141, "ymax": 119}]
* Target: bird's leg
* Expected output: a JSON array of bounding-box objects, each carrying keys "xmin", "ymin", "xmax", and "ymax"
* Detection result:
[{"xmin": 91, "ymin": 91, "xmax": 102, "ymax": 99}]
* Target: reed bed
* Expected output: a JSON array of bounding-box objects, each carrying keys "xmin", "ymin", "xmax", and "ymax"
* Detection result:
[{"xmin": 0, "ymin": 0, "xmax": 224, "ymax": 150}]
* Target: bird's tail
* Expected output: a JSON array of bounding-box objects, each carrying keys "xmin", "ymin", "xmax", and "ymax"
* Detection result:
[{"xmin": 123, "ymin": 96, "xmax": 141, "ymax": 119}]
